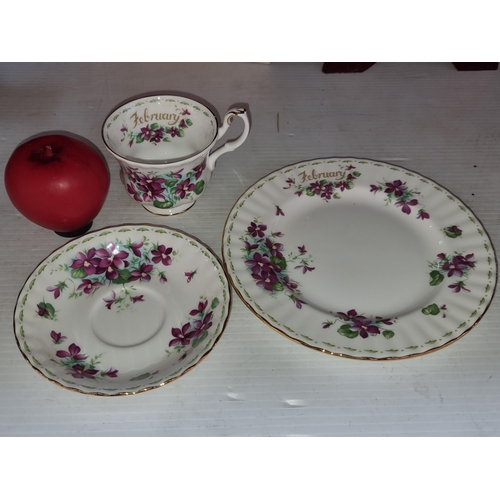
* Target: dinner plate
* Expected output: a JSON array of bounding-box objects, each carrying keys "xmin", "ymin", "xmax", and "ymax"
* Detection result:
[
  {"xmin": 222, "ymin": 158, "xmax": 497, "ymax": 360},
  {"xmin": 13, "ymin": 224, "xmax": 231, "ymax": 395}
]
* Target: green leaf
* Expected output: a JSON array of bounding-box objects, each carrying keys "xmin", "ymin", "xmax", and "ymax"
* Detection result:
[
  {"xmin": 273, "ymin": 282, "xmax": 284, "ymax": 292},
  {"xmin": 153, "ymin": 200, "xmax": 174, "ymax": 209},
  {"xmin": 162, "ymin": 137, "xmax": 171, "ymax": 142},
  {"xmin": 429, "ymin": 270, "xmax": 444, "ymax": 286},
  {"xmin": 192, "ymin": 331, "xmax": 208, "ymax": 348},
  {"xmin": 194, "ymin": 180, "xmax": 205, "ymax": 195},
  {"xmin": 185, "ymin": 119, "xmax": 193, "ymax": 126},
  {"xmin": 136, "ymin": 135, "xmax": 144, "ymax": 143},
  {"xmin": 338, "ymin": 324, "xmax": 358, "ymax": 338},
  {"xmin": 45, "ymin": 303, "xmax": 56, "ymax": 317},
  {"xmin": 70, "ymin": 267, "xmax": 87, "ymax": 279},
  {"xmin": 347, "ymin": 181, "xmax": 355, "ymax": 189},
  {"xmin": 305, "ymin": 188, "xmax": 315, "ymax": 197},
  {"xmin": 352, "ymin": 170, "xmax": 361, "ymax": 177},
  {"xmin": 211, "ymin": 297, "xmax": 220, "ymax": 309},
  {"xmin": 113, "ymin": 269, "xmax": 131, "ymax": 284},
  {"xmin": 150, "ymin": 123, "xmax": 159, "ymax": 130},
  {"xmin": 129, "ymin": 372, "xmax": 151, "ymax": 381},
  {"xmin": 333, "ymin": 193, "xmax": 341, "ymax": 199},
  {"xmin": 421, "ymin": 303, "xmax": 440, "ymax": 315},
  {"xmin": 178, "ymin": 128, "xmax": 185, "ymax": 137},
  {"xmin": 270, "ymin": 256, "xmax": 287, "ymax": 270},
  {"xmin": 383, "ymin": 330, "xmax": 395, "ymax": 339},
  {"xmin": 164, "ymin": 179, "xmax": 178, "ymax": 188}
]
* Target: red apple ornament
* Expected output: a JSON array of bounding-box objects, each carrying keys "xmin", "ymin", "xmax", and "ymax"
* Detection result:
[{"xmin": 4, "ymin": 134, "xmax": 110, "ymax": 237}]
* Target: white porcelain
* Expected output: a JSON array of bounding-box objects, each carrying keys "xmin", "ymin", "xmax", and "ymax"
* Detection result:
[
  {"xmin": 13, "ymin": 224, "xmax": 231, "ymax": 395},
  {"xmin": 222, "ymin": 157, "xmax": 497, "ymax": 360},
  {"xmin": 102, "ymin": 94, "xmax": 250, "ymax": 215}
]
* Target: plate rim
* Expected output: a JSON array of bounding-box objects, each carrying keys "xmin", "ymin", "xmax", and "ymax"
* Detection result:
[
  {"xmin": 221, "ymin": 156, "xmax": 498, "ymax": 361},
  {"xmin": 13, "ymin": 222, "xmax": 232, "ymax": 396}
]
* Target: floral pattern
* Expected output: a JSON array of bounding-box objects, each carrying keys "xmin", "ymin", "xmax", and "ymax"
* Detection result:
[
  {"xmin": 37, "ymin": 301, "xmax": 56, "ymax": 320},
  {"xmin": 120, "ymin": 109, "xmax": 193, "ymax": 148},
  {"xmin": 322, "ymin": 309, "xmax": 397, "ymax": 339},
  {"xmin": 166, "ymin": 297, "xmax": 220, "ymax": 351},
  {"xmin": 443, "ymin": 225, "xmax": 463, "ymax": 238},
  {"xmin": 428, "ymin": 252, "xmax": 476, "ymax": 293},
  {"xmin": 47, "ymin": 237, "xmax": 176, "ymax": 309},
  {"xmin": 240, "ymin": 218, "xmax": 314, "ymax": 309},
  {"xmin": 370, "ymin": 179, "xmax": 430, "ymax": 219},
  {"xmin": 50, "ymin": 330, "xmax": 118, "ymax": 380},
  {"xmin": 123, "ymin": 161, "xmax": 206, "ymax": 209},
  {"xmin": 15, "ymin": 225, "xmax": 231, "ymax": 395},
  {"xmin": 283, "ymin": 165, "xmax": 361, "ymax": 201}
]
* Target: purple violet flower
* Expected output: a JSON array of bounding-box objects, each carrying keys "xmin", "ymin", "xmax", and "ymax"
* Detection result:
[
  {"xmin": 448, "ymin": 281, "xmax": 471, "ymax": 293},
  {"xmin": 151, "ymin": 245, "xmax": 173, "ymax": 266},
  {"xmin": 169, "ymin": 323, "xmax": 196, "ymax": 346},
  {"xmin": 56, "ymin": 343, "xmax": 87, "ymax": 361},
  {"xmin": 350, "ymin": 318, "xmax": 380, "ymax": 339},
  {"xmin": 384, "ymin": 180, "xmax": 407, "ymax": 197},
  {"xmin": 46, "ymin": 285, "xmax": 61, "ymax": 299},
  {"xmin": 130, "ymin": 241, "xmax": 143, "ymax": 257},
  {"xmin": 245, "ymin": 252, "xmax": 271, "ymax": 274},
  {"xmin": 68, "ymin": 364, "xmax": 99, "ymax": 379},
  {"xmin": 247, "ymin": 221, "xmax": 267, "ymax": 238},
  {"xmin": 140, "ymin": 125, "xmax": 153, "ymax": 141},
  {"xmin": 395, "ymin": 198, "xmax": 418, "ymax": 215},
  {"xmin": 77, "ymin": 279, "xmax": 104, "ymax": 294},
  {"xmin": 294, "ymin": 264, "xmax": 315, "ymax": 274},
  {"xmin": 252, "ymin": 270, "xmax": 278, "ymax": 292},
  {"xmin": 50, "ymin": 331, "xmax": 67, "ymax": 344},
  {"xmin": 190, "ymin": 300, "xmax": 208, "ymax": 316},
  {"xmin": 70, "ymin": 248, "xmax": 101, "ymax": 276},
  {"xmin": 192, "ymin": 312, "xmax": 213, "ymax": 337},
  {"xmin": 175, "ymin": 179, "xmax": 195, "ymax": 199},
  {"xmin": 130, "ymin": 263, "xmax": 153, "ymax": 282}
]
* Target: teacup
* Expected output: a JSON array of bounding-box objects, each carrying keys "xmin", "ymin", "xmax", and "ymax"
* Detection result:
[{"xmin": 102, "ymin": 94, "xmax": 250, "ymax": 215}]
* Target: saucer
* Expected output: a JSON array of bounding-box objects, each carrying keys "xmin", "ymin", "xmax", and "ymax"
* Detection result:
[
  {"xmin": 222, "ymin": 158, "xmax": 497, "ymax": 360},
  {"xmin": 13, "ymin": 224, "xmax": 231, "ymax": 395}
]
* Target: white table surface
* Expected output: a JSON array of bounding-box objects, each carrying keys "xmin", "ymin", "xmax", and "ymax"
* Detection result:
[{"xmin": 1, "ymin": 62, "xmax": 499, "ymax": 437}]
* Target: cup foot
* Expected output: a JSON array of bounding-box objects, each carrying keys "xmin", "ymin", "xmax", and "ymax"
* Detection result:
[
  {"xmin": 54, "ymin": 221, "xmax": 93, "ymax": 238},
  {"xmin": 142, "ymin": 201, "xmax": 196, "ymax": 216}
]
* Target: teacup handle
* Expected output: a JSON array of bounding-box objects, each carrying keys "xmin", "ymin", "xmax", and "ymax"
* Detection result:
[{"xmin": 206, "ymin": 107, "xmax": 250, "ymax": 171}]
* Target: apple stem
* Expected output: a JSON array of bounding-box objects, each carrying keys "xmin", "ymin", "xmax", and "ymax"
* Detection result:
[{"xmin": 44, "ymin": 145, "xmax": 54, "ymax": 159}]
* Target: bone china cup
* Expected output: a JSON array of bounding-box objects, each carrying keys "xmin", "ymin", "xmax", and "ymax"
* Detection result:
[{"xmin": 102, "ymin": 95, "xmax": 250, "ymax": 215}]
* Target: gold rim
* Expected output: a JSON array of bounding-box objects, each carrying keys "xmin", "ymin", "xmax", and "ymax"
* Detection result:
[
  {"xmin": 13, "ymin": 222, "xmax": 232, "ymax": 396},
  {"xmin": 221, "ymin": 156, "xmax": 498, "ymax": 361}
]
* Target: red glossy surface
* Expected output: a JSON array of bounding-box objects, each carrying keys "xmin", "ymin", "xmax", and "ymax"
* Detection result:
[{"xmin": 4, "ymin": 135, "xmax": 110, "ymax": 232}]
